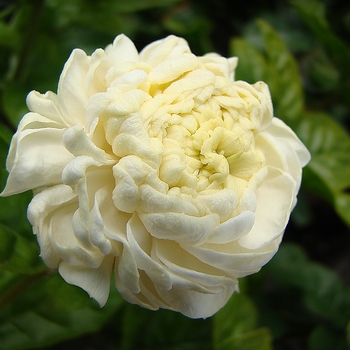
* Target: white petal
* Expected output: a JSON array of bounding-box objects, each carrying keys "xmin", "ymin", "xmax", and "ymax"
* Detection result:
[
  {"xmin": 106, "ymin": 34, "xmax": 139, "ymax": 64},
  {"xmin": 256, "ymin": 129, "xmax": 302, "ymax": 187},
  {"xmin": 62, "ymin": 155, "xmax": 110, "ymax": 186},
  {"xmin": 267, "ymin": 118, "xmax": 311, "ymax": 167},
  {"xmin": 63, "ymin": 125, "xmax": 108, "ymax": 162},
  {"xmin": 139, "ymin": 184, "xmax": 199, "ymax": 215},
  {"xmin": 127, "ymin": 214, "xmax": 172, "ymax": 289},
  {"xmin": 89, "ymin": 188, "xmax": 113, "ymax": 255},
  {"xmin": 2, "ymin": 128, "xmax": 73, "ymax": 196},
  {"xmin": 48, "ymin": 200, "xmax": 104, "ymax": 268},
  {"xmin": 27, "ymin": 184, "xmax": 76, "ymax": 268},
  {"xmin": 155, "ymin": 272, "xmax": 237, "ymax": 319},
  {"xmin": 206, "ymin": 211, "xmax": 255, "ymax": 244},
  {"xmin": 155, "ymin": 242, "xmax": 234, "ymax": 290},
  {"xmin": 114, "ymin": 272, "xmax": 163, "ymax": 311},
  {"xmin": 239, "ymin": 166, "xmax": 296, "ymax": 249},
  {"xmin": 139, "ymin": 35, "xmax": 191, "ymax": 67},
  {"xmin": 199, "ymin": 55, "xmax": 238, "ymax": 79},
  {"xmin": 59, "ymin": 255, "xmax": 114, "ymax": 306},
  {"xmin": 57, "ymin": 49, "xmax": 90, "ymax": 126},
  {"xmin": 164, "ymin": 69, "xmax": 215, "ymax": 96},
  {"xmin": 26, "ymin": 91, "xmax": 67, "ymax": 126},
  {"xmin": 148, "ymin": 54, "xmax": 198, "ymax": 84},
  {"xmin": 198, "ymin": 188, "xmax": 238, "ymax": 221},
  {"xmin": 184, "ymin": 241, "xmax": 277, "ymax": 274},
  {"xmin": 139, "ymin": 212, "xmax": 219, "ymax": 245}
]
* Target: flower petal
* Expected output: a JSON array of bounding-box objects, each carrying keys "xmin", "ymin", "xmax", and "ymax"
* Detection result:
[
  {"xmin": 239, "ymin": 166, "xmax": 296, "ymax": 249},
  {"xmin": 155, "ymin": 271, "xmax": 237, "ymax": 319},
  {"xmin": 2, "ymin": 128, "xmax": 73, "ymax": 196},
  {"xmin": 59, "ymin": 255, "xmax": 114, "ymax": 306},
  {"xmin": 58, "ymin": 49, "xmax": 91, "ymax": 126},
  {"xmin": 27, "ymin": 184, "xmax": 76, "ymax": 268},
  {"xmin": 139, "ymin": 212, "xmax": 219, "ymax": 245},
  {"xmin": 139, "ymin": 35, "xmax": 191, "ymax": 67},
  {"xmin": 206, "ymin": 211, "xmax": 255, "ymax": 244}
]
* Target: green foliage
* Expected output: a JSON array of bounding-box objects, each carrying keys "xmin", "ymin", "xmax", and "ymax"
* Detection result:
[
  {"xmin": 0, "ymin": 0, "xmax": 349, "ymax": 349},
  {"xmin": 291, "ymin": 0, "xmax": 350, "ymax": 83},
  {"xmin": 0, "ymin": 224, "xmax": 45, "ymax": 274},
  {"xmin": 119, "ymin": 305, "xmax": 211, "ymax": 350},
  {"xmin": 0, "ymin": 273, "xmax": 124, "ymax": 350},
  {"xmin": 264, "ymin": 243, "xmax": 350, "ymax": 349},
  {"xmin": 213, "ymin": 293, "xmax": 272, "ymax": 350},
  {"xmin": 232, "ymin": 18, "xmax": 350, "ymax": 228}
]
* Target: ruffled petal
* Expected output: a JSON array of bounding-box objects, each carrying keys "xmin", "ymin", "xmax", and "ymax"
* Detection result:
[
  {"xmin": 139, "ymin": 35, "xmax": 191, "ymax": 67},
  {"xmin": 27, "ymin": 185, "xmax": 77, "ymax": 266},
  {"xmin": 59, "ymin": 255, "xmax": 114, "ymax": 306},
  {"xmin": 239, "ymin": 166, "xmax": 296, "ymax": 249},
  {"xmin": 139, "ymin": 212, "xmax": 219, "ymax": 245},
  {"xmin": 2, "ymin": 128, "xmax": 73, "ymax": 196},
  {"xmin": 57, "ymin": 49, "xmax": 91, "ymax": 126},
  {"xmin": 155, "ymin": 271, "xmax": 237, "ymax": 319}
]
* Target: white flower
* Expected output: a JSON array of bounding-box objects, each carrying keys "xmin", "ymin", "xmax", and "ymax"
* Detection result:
[{"xmin": 1, "ymin": 35, "xmax": 310, "ymax": 318}]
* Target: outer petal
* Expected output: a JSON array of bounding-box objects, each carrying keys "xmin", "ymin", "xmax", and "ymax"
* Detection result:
[
  {"xmin": 139, "ymin": 35, "xmax": 191, "ymax": 67},
  {"xmin": 2, "ymin": 128, "xmax": 73, "ymax": 196},
  {"xmin": 155, "ymin": 272, "xmax": 237, "ymax": 319},
  {"xmin": 27, "ymin": 91, "xmax": 68, "ymax": 126},
  {"xmin": 27, "ymin": 184, "xmax": 77, "ymax": 268},
  {"xmin": 59, "ymin": 255, "xmax": 115, "ymax": 306},
  {"xmin": 106, "ymin": 34, "xmax": 140, "ymax": 64},
  {"xmin": 57, "ymin": 49, "xmax": 91, "ymax": 126},
  {"xmin": 139, "ymin": 212, "xmax": 219, "ymax": 245},
  {"xmin": 184, "ymin": 241, "xmax": 278, "ymax": 274},
  {"xmin": 239, "ymin": 166, "xmax": 296, "ymax": 249},
  {"xmin": 267, "ymin": 118, "xmax": 311, "ymax": 167}
]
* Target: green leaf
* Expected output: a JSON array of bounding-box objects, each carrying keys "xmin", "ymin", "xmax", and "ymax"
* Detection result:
[
  {"xmin": 216, "ymin": 328, "xmax": 272, "ymax": 350},
  {"xmin": 213, "ymin": 293, "xmax": 272, "ymax": 350},
  {"xmin": 268, "ymin": 243, "xmax": 350, "ymax": 328},
  {"xmin": 1, "ymin": 83, "xmax": 29, "ymax": 128},
  {"xmin": 291, "ymin": 0, "xmax": 350, "ymax": 79},
  {"xmin": 308, "ymin": 325, "xmax": 349, "ymax": 350},
  {"xmin": 0, "ymin": 224, "xmax": 45, "ymax": 274},
  {"xmin": 335, "ymin": 193, "xmax": 350, "ymax": 228},
  {"xmin": 0, "ymin": 20, "xmax": 20, "ymax": 50},
  {"xmin": 0, "ymin": 225, "xmax": 15, "ymax": 263},
  {"xmin": 297, "ymin": 111, "xmax": 350, "ymax": 192},
  {"xmin": 47, "ymin": 0, "xmax": 183, "ymax": 14},
  {"xmin": 120, "ymin": 305, "xmax": 211, "ymax": 350},
  {"xmin": 0, "ymin": 273, "xmax": 124, "ymax": 350},
  {"xmin": 230, "ymin": 38, "xmax": 268, "ymax": 84},
  {"xmin": 256, "ymin": 20, "xmax": 304, "ymax": 125},
  {"xmin": 295, "ymin": 111, "xmax": 350, "ymax": 225}
]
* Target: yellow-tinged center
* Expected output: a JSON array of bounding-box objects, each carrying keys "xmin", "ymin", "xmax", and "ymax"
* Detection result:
[{"xmin": 153, "ymin": 97, "xmax": 264, "ymax": 195}]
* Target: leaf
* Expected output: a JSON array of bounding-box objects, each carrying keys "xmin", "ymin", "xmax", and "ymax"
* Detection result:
[
  {"xmin": 295, "ymin": 111, "xmax": 350, "ymax": 225},
  {"xmin": 308, "ymin": 325, "xmax": 349, "ymax": 350},
  {"xmin": 0, "ymin": 224, "xmax": 45, "ymax": 274},
  {"xmin": 120, "ymin": 305, "xmax": 211, "ymax": 350},
  {"xmin": 230, "ymin": 38, "xmax": 268, "ymax": 84},
  {"xmin": 0, "ymin": 225, "xmax": 15, "ymax": 264},
  {"xmin": 1, "ymin": 83, "xmax": 29, "ymax": 129},
  {"xmin": 268, "ymin": 243, "xmax": 350, "ymax": 328},
  {"xmin": 48, "ymin": 0, "xmax": 183, "ymax": 14},
  {"xmin": 335, "ymin": 193, "xmax": 350, "ymax": 228},
  {"xmin": 0, "ymin": 20, "xmax": 20, "ymax": 50},
  {"xmin": 216, "ymin": 328, "xmax": 272, "ymax": 350},
  {"xmin": 213, "ymin": 293, "xmax": 272, "ymax": 350},
  {"xmin": 291, "ymin": 0, "xmax": 350, "ymax": 79},
  {"xmin": 256, "ymin": 20, "xmax": 304, "ymax": 125},
  {"xmin": 0, "ymin": 273, "xmax": 124, "ymax": 350}
]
